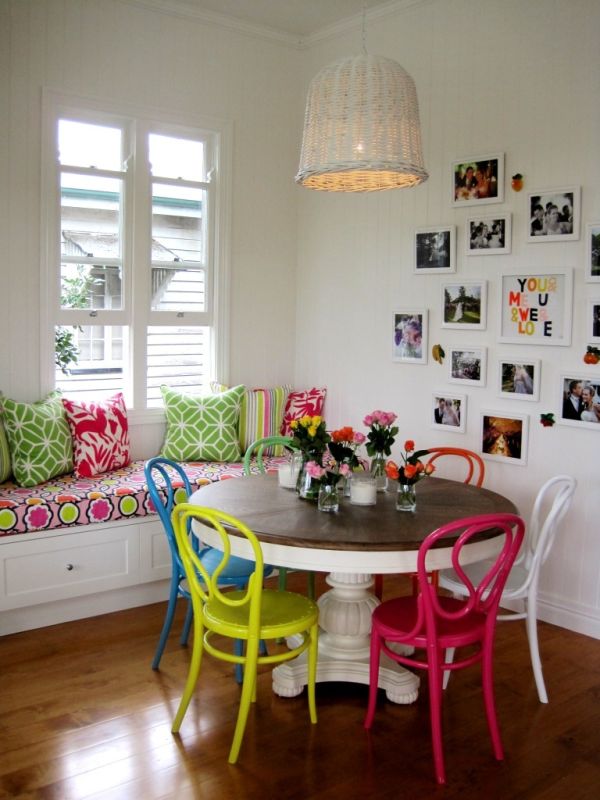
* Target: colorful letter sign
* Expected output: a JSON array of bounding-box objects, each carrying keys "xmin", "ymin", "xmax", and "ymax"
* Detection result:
[{"xmin": 500, "ymin": 270, "xmax": 572, "ymax": 346}]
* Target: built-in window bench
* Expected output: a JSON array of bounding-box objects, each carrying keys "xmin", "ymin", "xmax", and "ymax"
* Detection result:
[{"xmin": 0, "ymin": 457, "xmax": 285, "ymax": 635}]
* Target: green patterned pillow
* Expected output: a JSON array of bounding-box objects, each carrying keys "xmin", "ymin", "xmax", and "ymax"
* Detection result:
[
  {"xmin": 160, "ymin": 384, "xmax": 245, "ymax": 462},
  {"xmin": 1, "ymin": 391, "xmax": 74, "ymax": 487},
  {"xmin": 0, "ymin": 414, "xmax": 11, "ymax": 482}
]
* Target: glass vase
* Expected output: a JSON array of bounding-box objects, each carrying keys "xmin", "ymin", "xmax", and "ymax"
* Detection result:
[
  {"xmin": 396, "ymin": 482, "xmax": 417, "ymax": 512},
  {"xmin": 370, "ymin": 452, "xmax": 387, "ymax": 492},
  {"xmin": 318, "ymin": 483, "xmax": 339, "ymax": 513},
  {"xmin": 296, "ymin": 460, "xmax": 321, "ymax": 501}
]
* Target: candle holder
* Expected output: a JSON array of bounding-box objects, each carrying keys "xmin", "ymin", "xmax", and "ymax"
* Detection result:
[{"xmin": 349, "ymin": 474, "xmax": 377, "ymax": 506}]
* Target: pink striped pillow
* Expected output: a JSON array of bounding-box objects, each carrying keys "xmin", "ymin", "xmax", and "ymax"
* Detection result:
[
  {"xmin": 62, "ymin": 393, "xmax": 131, "ymax": 478},
  {"xmin": 280, "ymin": 388, "xmax": 327, "ymax": 436}
]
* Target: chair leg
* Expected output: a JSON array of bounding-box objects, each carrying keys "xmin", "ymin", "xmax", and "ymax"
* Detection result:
[
  {"xmin": 307, "ymin": 571, "xmax": 316, "ymax": 601},
  {"xmin": 307, "ymin": 623, "xmax": 319, "ymax": 724},
  {"xmin": 172, "ymin": 610, "xmax": 204, "ymax": 733},
  {"xmin": 427, "ymin": 663, "xmax": 446, "ymax": 785},
  {"xmin": 364, "ymin": 628, "xmax": 383, "ymax": 729},
  {"xmin": 373, "ymin": 574, "xmax": 383, "ymax": 601},
  {"xmin": 525, "ymin": 596, "xmax": 548, "ymax": 703},
  {"xmin": 152, "ymin": 575, "xmax": 181, "ymax": 670},
  {"xmin": 442, "ymin": 647, "xmax": 455, "ymax": 690},
  {"xmin": 278, "ymin": 568, "xmax": 288, "ymax": 591},
  {"xmin": 179, "ymin": 598, "xmax": 193, "ymax": 647},
  {"xmin": 481, "ymin": 636, "xmax": 504, "ymax": 762},
  {"xmin": 228, "ymin": 638, "xmax": 260, "ymax": 764}
]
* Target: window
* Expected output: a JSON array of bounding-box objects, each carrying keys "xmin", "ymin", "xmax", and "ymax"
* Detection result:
[{"xmin": 42, "ymin": 94, "xmax": 230, "ymax": 412}]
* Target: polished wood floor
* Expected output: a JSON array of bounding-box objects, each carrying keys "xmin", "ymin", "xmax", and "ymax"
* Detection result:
[{"xmin": 1, "ymin": 572, "xmax": 599, "ymax": 799}]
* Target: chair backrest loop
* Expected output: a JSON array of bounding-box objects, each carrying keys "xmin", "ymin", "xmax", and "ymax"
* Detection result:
[
  {"xmin": 243, "ymin": 435, "xmax": 296, "ymax": 475},
  {"xmin": 425, "ymin": 446, "xmax": 485, "ymax": 487}
]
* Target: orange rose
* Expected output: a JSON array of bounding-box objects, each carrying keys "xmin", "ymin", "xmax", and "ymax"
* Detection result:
[
  {"xmin": 385, "ymin": 460, "xmax": 400, "ymax": 480},
  {"xmin": 404, "ymin": 464, "xmax": 417, "ymax": 479},
  {"xmin": 404, "ymin": 440, "xmax": 415, "ymax": 452},
  {"xmin": 424, "ymin": 463, "xmax": 435, "ymax": 475}
]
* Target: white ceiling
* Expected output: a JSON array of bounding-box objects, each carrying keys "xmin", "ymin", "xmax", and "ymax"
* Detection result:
[{"xmin": 133, "ymin": 0, "xmax": 409, "ymax": 40}]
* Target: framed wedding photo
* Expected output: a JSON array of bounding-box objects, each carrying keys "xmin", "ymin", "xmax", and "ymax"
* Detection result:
[
  {"xmin": 558, "ymin": 375, "xmax": 600, "ymax": 429},
  {"xmin": 585, "ymin": 222, "xmax": 600, "ymax": 282},
  {"xmin": 431, "ymin": 392, "xmax": 466, "ymax": 434},
  {"xmin": 480, "ymin": 411, "xmax": 529, "ymax": 466},
  {"xmin": 588, "ymin": 299, "xmax": 600, "ymax": 343},
  {"xmin": 498, "ymin": 268, "xmax": 573, "ymax": 346},
  {"xmin": 442, "ymin": 281, "xmax": 487, "ymax": 330},
  {"xmin": 392, "ymin": 309, "xmax": 428, "ymax": 364},
  {"xmin": 414, "ymin": 226, "xmax": 456, "ymax": 273},
  {"xmin": 448, "ymin": 346, "xmax": 487, "ymax": 387},
  {"xmin": 527, "ymin": 186, "xmax": 580, "ymax": 242},
  {"xmin": 498, "ymin": 358, "xmax": 540, "ymax": 401},
  {"xmin": 451, "ymin": 153, "xmax": 504, "ymax": 207},
  {"xmin": 466, "ymin": 213, "xmax": 511, "ymax": 255}
]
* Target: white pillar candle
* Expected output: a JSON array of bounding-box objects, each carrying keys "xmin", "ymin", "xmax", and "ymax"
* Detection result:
[
  {"xmin": 350, "ymin": 476, "xmax": 377, "ymax": 506},
  {"xmin": 278, "ymin": 464, "xmax": 297, "ymax": 489}
]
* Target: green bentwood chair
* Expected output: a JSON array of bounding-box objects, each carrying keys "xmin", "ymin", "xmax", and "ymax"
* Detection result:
[
  {"xmin": 243, "ymin": 435, "xmax": 316, "ymax": 599},
  {"xmin": 170, "ymin": 503, "xmax": 319, "ymax": 764}
]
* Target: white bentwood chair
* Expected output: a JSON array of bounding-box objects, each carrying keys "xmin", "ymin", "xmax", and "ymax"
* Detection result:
[{"xmin": 438, "ymin": 474, "xmax": 576, "ymax": 703}]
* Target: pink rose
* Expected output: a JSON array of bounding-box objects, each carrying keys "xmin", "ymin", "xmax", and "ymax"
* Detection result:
[
  {"xmin": 305, "ymin": 461, "xmax": 325, "ymax": 479},
  {"xmin": 339, "ymin": 463, "xmax": 351, "ymax": 477},
  {"xmin": 353, "ymin": 432, "xmax": 366, "ymax": 444}
]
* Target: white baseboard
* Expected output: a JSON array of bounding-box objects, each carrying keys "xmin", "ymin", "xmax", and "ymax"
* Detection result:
[{"xmin": 501, "ymin": 593, "xmax": 600, "ymax": 640}]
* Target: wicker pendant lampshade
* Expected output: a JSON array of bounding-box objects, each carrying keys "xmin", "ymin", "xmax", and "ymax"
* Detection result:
[{"xmin": 295, "ymin": 53, "xmax": 428, "ymax": 192}]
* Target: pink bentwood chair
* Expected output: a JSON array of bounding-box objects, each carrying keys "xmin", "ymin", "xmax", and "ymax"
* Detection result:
[{"xmin": 364, "ymin": 513, "xmax": 525, "ymax": 785}]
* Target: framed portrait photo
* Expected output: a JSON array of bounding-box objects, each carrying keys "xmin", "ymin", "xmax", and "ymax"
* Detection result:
[
  {"xmin": 498, "ymin": 268, "xmax": 573, "ymax": 346},
  {"xmin": 466, "ymin": 213, "xmax": 511, "ymax": 256},
  {"xmin": 414, "ymin": 226, "xmax": 456, "ymax": 273},
  {"xmin": 451, "ymin": 153, "xmax": 504, "ymax": 207},
  {"xmin": 559, "ymin": 375, "xmax": 600, "ymax": 429},
  {"xmin": 448, "ymin": 346, "xmax": 487, "ymax": 387},
  {"xmin": 527, "ymin": 186, "xmax": 580, "ymax": 242},
  {"xmin": 498, "ymin": 358, "xmax": 540, "ymax": 401},
  {"xmin": 442, "ymin": 281, "xmax": 487, "ymax": 330},
  {"xmin": 392, "ymin": 309, "xmax": 428, "ymax": 364},
  {"xmin": 480, "ymin": 411, "xmax": 529, "ymax": 466},
  {"xmin": 588, "ymin": 299, "xmax": 600, "ymax": 343},
  {"xmin": 431, "ymin": 392, "xmax": 466, "ymax": 434},
  {"xmin": 585, "ymin": 222, "xmax": 600, "ymax": 282}
]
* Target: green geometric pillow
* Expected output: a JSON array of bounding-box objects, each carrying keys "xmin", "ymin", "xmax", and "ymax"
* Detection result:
[
  {"xmin": 0, "ymin": 414, "xmax": 11, "ymax": 483},
  {"xmin": 160, "ymin": 384, "xmax": 245, "ymax": 462},
  {"xmin": 1, "ymin": 391, "xmax": 74, "ymax": 487}
]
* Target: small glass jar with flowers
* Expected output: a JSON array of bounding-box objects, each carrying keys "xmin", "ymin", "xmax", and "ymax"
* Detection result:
[
  {"xmin": 289, "ymin": 415, "xmax": 330, "ymax": 500},
  {"xmin": 363, "ymin": 410, "xmax": 399, "ymax": 491},
  {"xmin": 303, "ymin": 460, "xmax": 351, "ymax": 513},
  {"xmin": 385, "ymin": 440, "xmax": 435, "ymax": 511},
  {"xmin": 327, "ymin": 426, "xmax": 366, "ymax": 495}
]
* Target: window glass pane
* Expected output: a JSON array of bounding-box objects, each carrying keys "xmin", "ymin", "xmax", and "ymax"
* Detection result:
[
  {"xmin": 149, "ymin": 133, "xmax": 204, "ymax": 181},
  {"xmin": 61, "ymin": 173, "xmax": 122, "ymax": 258},
  {"xmin": 151, "ymin": 183, "xmax": 205, "ymax": 263},
  {"xmin": 150, "ymin": 267, "xmax": 205, "ymax": 312},
  {"xmin": 60, "ymin": 263, "xmax": 123, "ymax": 312},
  {"xmin": 54, "ymin": 325, "xmax": 126, "ymax": 402},
  {"xmin": 59, "ymin": 120, "xmax": 122, "ymax": 170},
  {"xmin": 146, "ymin": 325, "xmax": 210, "ymax": 407}
]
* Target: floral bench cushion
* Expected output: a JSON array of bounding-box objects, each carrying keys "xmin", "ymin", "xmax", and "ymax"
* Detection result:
[{"xmin": 0, "ymin": 457, "xmax": 286, "ymax": 537}]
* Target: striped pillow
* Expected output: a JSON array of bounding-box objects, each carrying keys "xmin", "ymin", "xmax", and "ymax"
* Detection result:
[
  {"xmin": 211, "ymin": 383, "xmax": 291, "ymax": 455},
  {"xmin": 0, "ymin": 414, "xmax": 11, "ymax": 482}
]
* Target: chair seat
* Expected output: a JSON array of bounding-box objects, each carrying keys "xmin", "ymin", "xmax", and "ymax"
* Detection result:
[
  {"xmin": 199, "ymin": 546, "xmax": 273, "ymax": 580},
  {"xmin": 204, "ymin": 589, "xmax": 319, "ymax": 639},
  {"xmin": 440, "ymin": 561, "xmax": 529, "ymax": 601},
  {"xmin": 373, "ymin": 595, "xmax": 487, "ymax": 649}
]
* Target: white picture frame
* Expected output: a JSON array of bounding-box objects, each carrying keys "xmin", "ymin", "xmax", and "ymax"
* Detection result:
[
  {"xmin": 414, "ymin": 226, "xmax": 456, "ymax": 273},
  {"xmin": 451, "ymin": 153, "xmax": 504, "ymax": 207},
  {"xmin": 448, "ymin": 346, "xmax": 487, "ymax": 387},
  {"xmin": 588, "ymin": 298, "xmax": 600, "ymax": 343},
  {"xmin": 431, "ymin": 392, "xmax": 466, "ymax": 434},
  {"xmin": 442, "ymin": 281, "xmax": 487, "ymax": 330},
  {"xmin": 497, "ymin": 358, "xmax": 540, "ymax": 402},
  {"xmin": 527, "ymin": 186, "xmax": 581, "ymax": 242},
  {"xmin": 585, "ymin": 222, "xmax": 600, "ymax": 282},
  {"xmin": 558, "ymin": 375, "xmax": 600, "ymax": 429},
  {"xmin": 465, "ymin": 213, "xmax": 511, "ymax": 255},
  {"xmin": 392, "ymin": 309, "xmax": 428, "ymax": 364},
  {"xmin": 480, "ymin": 411, "xmax": 529, "ymax": 466},
  {"xmin": 498, "ymin": 268, "xmax": 573, "ymax": 346}
]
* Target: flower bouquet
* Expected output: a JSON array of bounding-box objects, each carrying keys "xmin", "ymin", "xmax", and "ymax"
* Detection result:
[
  {"xmin": 289, "ymin": 415, "xmax": 330, "ymax": 500},
  {"xmin": 385, "ymin": 440, "xmax": 434, "ymax": 511},
  {"xmin": 363, "ymin": 410, "xmax": 399, "ymax": 490}
]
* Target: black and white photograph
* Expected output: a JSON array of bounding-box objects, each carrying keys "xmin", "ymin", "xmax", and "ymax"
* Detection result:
[
  {"xmin": 498, "ymin": 359, "xmax": 540, "ymax": 401},
  {"xmin": 466, "ymin": 214, "xmax": 511, "ymax": 255},
  {"xmin": 448, "ymin": 346, "xmax": 487, "ymax": 386},
  {"xmin": 442, "ymin": 282, "xmax": 487, "ymax": 330},
  {"xmin": 527, "ymin": 186, "xmax": 580, "ymax": 242},
  {"xmin": 431, "ymin": 393, "xmax": 466, "ymax": 433},
  {"xmin": 559, "ymin": 376, "xmax": 600, "ymax": 429},
  {"xmin": 414, "ymin": 226, "xmax": 455, "ymax": 273},
  {"xmin": 589, "ymin": 299, "xmax": 600, "ymax": 343},
  {"xmin": 585, "ymin": 222, "xmax": 600, "ymax": 282},
  {"xmin": 452, "ymin": 153, "xmax": 504, "ymax": 207}
]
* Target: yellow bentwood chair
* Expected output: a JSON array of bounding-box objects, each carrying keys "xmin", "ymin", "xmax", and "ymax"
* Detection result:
[{"xmin": 170, "ymin": 503, "xmax": 319, "ymax": 764}]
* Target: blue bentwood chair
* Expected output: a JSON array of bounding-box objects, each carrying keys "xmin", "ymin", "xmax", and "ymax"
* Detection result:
[{"xmin": 144, "ymin": 457, "xmax": 272, "ymax": 676}]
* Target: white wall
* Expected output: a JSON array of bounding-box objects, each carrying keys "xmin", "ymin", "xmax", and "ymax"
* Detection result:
[{"xmin": 296, "ymin": 0, "xmax": 600, "ymax": 637}]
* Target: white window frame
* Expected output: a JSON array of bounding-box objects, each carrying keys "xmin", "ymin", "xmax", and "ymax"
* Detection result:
[{"xmin": 40, "ymin": 90, "xmax": 232, "ymax": 420}]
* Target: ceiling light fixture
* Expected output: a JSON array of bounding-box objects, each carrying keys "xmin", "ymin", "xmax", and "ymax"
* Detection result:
[{"xmin": 295, "ymin": 7, "xmax": 428, "ymax": 193}]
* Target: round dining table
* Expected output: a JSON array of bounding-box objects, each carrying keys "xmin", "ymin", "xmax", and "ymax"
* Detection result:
[{"xmin": 189, "ymin": 474, "xmax": 517, "ymax": 705}]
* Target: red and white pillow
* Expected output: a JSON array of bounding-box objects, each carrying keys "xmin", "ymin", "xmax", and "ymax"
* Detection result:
[
  {"xmin": 280, "ymin": 388, "xmax": 327, "ymax": 437},
  {"xmin": 62, "ymin": 393, "xmax": 131, "ymax": 478}
]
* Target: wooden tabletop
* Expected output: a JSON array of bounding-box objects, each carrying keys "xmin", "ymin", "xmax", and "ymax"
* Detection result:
[{"xmin": 190, "ymin": 474, "xmax": 518, "ymax": 553}]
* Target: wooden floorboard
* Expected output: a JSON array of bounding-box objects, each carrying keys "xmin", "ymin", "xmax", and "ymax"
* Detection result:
[{"xmin": 1, "ymin": 572, "xmax": 599, "ymax": 799}]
